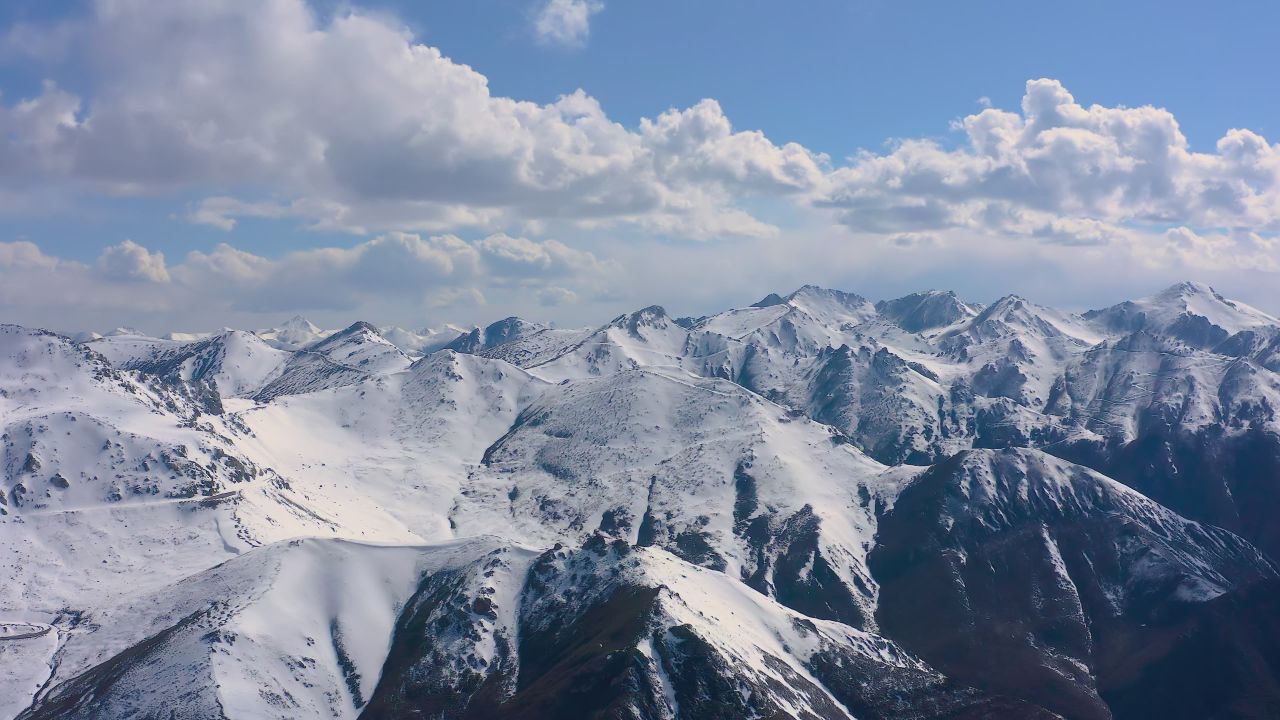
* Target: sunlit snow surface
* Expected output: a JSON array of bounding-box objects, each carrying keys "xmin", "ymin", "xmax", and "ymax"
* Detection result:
[{"xmin": 4, "ymin": 281, "xmax": 1280, "ymax": 718}]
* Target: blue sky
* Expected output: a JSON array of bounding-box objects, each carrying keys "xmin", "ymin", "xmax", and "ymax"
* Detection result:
[
  {"xmin": 376, "ymin": 0, "xmax": 1279, "ymax": 154},
  {"xmin": 1, "ymin": 0, "xmax": 1278, "ymax": 332}
]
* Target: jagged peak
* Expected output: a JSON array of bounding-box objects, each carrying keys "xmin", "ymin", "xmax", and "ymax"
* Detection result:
[
  {"xmin": 751, "ymin": 292, "xmax": 788, "ymax": 308},
  {"xmin": 989, "ymin": 293, "xmax": 1030, "ymax": 308},
  {"xmin": 307, "ymin": 320, "xmax": 386, "ymax": 351},
  {"xmin": 443, "ymin": 316, "xmax": 547, "ymax": 354},
  {"xmin": 1153, "ymin": 280, "xmax": 1218, "ymax": 301},
  {"xmin": 971, "ymin": 294, "xmax": 1034, "ymax": 324},
  {"xmin": 611, "ymin": 305, "xmax": 669, "ymax": 326},
  {"xmin": 484, "ymin": 315, "xmax": 542, "ymax": 341},
  {"xmin": 786, "ymin": 284, "xmax": 868, "ymax": 305},
  {"xmin": 334, "ymin": 320, "xmax": 380, "ymax": 338},
  {"xmin": 876, "ymin": 289, "xmax": 978, "ymax": 333}
]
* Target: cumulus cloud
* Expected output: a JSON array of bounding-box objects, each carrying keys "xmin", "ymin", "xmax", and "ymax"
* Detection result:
[
  {"xmin": 97, "ymin": 240, "xmax": 170, "ymax": 283},
  {"xmin": 0, "ymin": 240, "xmax": 60, "ymax": 270},
  {"xmin": 474, "ymin": 233, "xmax": 606, "ymax": 278},
  {"xmin": 0, "ymin": 2, "xmax": 1277, "ymax": 327},
  {"xmin": 0, "ymin": 0, "xmax": 801, "ymax": 240},
  {"xmin": 1153, "ymin": 226, "xmax": 1280, "ymax": 272},
  {"xmin": 537, "ymin": 286, "xmax": 578, "ymax": 306},
  {"xmin": 819, "ymin": 79, "xmax": 1280, "ymax": 242},
  {"xmin": 5, "ymin": 4, "xmax": 1272, "ymax": 257},
  {"xmin": 533, "ymin": 0, "xmax": 603, "ymax": 47},
  {"xmin": 641, "ymin": 100, "xmax": 827, "ymax": 194}
]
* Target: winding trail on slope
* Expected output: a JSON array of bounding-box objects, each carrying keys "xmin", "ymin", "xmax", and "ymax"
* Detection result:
[{"xmin": 0, "ymin": 622, "xmax": 53, "ymax": 641}]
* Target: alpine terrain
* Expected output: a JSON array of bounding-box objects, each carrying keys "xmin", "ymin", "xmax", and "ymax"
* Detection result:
[{"xmin": 4, "ymin": 280, "xmax": 1280, "ymax": 720}]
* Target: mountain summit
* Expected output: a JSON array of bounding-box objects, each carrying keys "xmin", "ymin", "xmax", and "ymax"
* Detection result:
[{"xmin": 5, "ymin": 281, "xmax": 1280, "ymax": 720}]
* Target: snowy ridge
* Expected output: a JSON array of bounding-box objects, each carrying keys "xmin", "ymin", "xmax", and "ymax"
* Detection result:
[
  {"xmin": 5, "ymin": 280, "xmax": 1280, "ymax": 719},
  {"xmin": 253, "ymin": 321, "xmax": 411, "ymax": 401},
  {"xmin": 1086, "ymin": 281, "xmax": 1278, "ymax": 347},
  {"xmin": 88, "ymin": 330, "xmax": 290, "ymax": 398}
]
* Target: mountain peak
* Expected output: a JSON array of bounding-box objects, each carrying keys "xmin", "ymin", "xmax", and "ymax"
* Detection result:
[
  {"xmin": 279, "ymin": 315, "xmax": 321, "ymax": 333},
  {"xmin": 444, "ymin": 316, "xmax": 545, "ymax": 354},
  {"xmin": 751, "ymin": 292, "xmax": 788, "ymax": 308},
  {"xmin": 306, "ymin": 320, "xmax": 387, "ymax": 353},
  {"xmin": 336, "ymin": 320, "xmax": 381, "ymax": 337},
  {"xmin": 613, "ymin": 305, "xmax": 669, "ymax": 326},
  {"xmin": 1086, "ymin": 281, "xmax": 1276, "ymax": 346},
  {"xmin": 876, "ymin": 289, "xmax": 977, "ymax": 333},
  {"xmin": 784, "ymin": 285, "xmax": 876, "ymax": 326},
  {"xmin": 1153, "ymin": 280, "xmax": 1219, "ymax": 303},
  {"xmin": 787, "ymin": 284, "xmax": 866, "ymax": 303}
]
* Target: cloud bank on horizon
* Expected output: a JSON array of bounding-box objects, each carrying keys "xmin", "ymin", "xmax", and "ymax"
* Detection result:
[{"xmin": 0, "ymin": 0, "xmax": 1277, "ymax": 332}]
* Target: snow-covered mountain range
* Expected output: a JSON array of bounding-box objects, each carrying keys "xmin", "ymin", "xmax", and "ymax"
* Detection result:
[{"xmin": 4, "ymin": 281, "xmax": 1280, "ymax": 719}]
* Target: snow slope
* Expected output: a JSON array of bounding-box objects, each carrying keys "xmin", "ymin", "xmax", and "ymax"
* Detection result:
[
  {"xmin": 87, "ymin": 330, "xmax": 290, "ymax": 398},
  {"xmin": 6, "ymin": 279, "xmax": 1280, "ymax": 720}
]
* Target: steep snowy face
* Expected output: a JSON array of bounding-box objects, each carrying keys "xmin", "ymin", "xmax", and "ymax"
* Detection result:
[
  {"xmin": 1045, "ymin": 331, "xmax": 1280, "ymax": 442},
  {"xmin": 726, "ymin": 286, "xmax": 884, "ymax": 357},
  {"xmin": 308, "ymin": 321, "xmax": 412, "ymax": 374},
  {"xmin": 254, "ymin": 321, "xmax": 411, "ymax": 401},
  {"xmin": 254, "ymin": 315, "xmax": 329, "ymax": 350},
  {"xmin": 459, "ymin": 367, "xmax": 896, "ymax": 629},
  {"xmin": 692, "ymin": 303, "xmax": 793, "ymax": 341},
  {"xmin": 0, "ymin": 325, "xmax": 296, "ymax": 627},
  {"xmin": 870, "ymin": 448, "xmax": 1278, "ymax": 720},
  {"xmin": 954, "ymin": 294, "xmax": 1101, "ymax": 346},
  {"xmin": 875, "ymin": 290, "xmax": 981, "ymax": 334},
  {"xmin": 785, "ymin": 285, "xmax": 879, "ymax": 328},
  {"xmin": 439, "ymin": 316, "xmax": 601, "ymax": 370},
  {"xmin": 0, "ymin": 326, "xmax": 268, "ymax": 518},
  {"xmin": 527, "ymin": 306, "xmax": 698, "ymax": 382},
  {"xmin": 798, "ymin": 344, "xmax": 952, "ymax": 465},
  {"xmin": 1086, "ymin": 281, "xmax": 1279, "ymax": 349},
  {"xmin": 444, "ymin": 317, "xmax": 546, "ymax": 354},
  {"xmin": 229, "ymin": 350, "xmax": 547, "ymax": 544},
  {"xmin": 17, "ymin": 538, "xmax": 521, "ymax": 720},
  {"xmin": 17, "ymin": 535, "xmax": 1036, "ymax": 720},
  {"xmin": 88, "ymin": 330, "xmax": 290, "ymax": 398},
  {"xmin": 462, "ymin": 540, "xmax": 1031, "ymax": 720},
  {"xmin": 7, "ymin": 280, "xmax": 1280, "ymax": 720},
  {"xmin": 471, "ymin": 327, "xmax": 594, "ymax": 369},
  {"xmin": 921, "ymin": 295, "xmax": 1102, "ymax": 425}
]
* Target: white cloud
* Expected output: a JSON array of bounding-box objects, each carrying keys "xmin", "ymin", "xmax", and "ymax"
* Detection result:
[
  {"xmin": 173, "ymin": 231, "xmax": 607, "ymax": 311},
  {"xmin": 0, "ymin": 2, "xmax": 1277, "ymax": 328},
  {"xmin": 0, "ymin": 240, "xmax": 60, "ymax": 270},
  {"xmin": 7, "ymin": 5, "xmax": 1271, "ymax": 258},
  {"xmin": 0, "ymin": 0, "xmax": 802, "ymax": 240},
  {"xmin": 537, "ymin": 286, "xmax": 578, "ymax": 306},
  {"xmin": 818, "ymin": 79, "xmax": 1280, "ymax": 242},
  {"xmin": 0, "ymin": 233, "xmax": 615, "ymax": 329},
  {"xmin": 474, "ymin": 233, "xmax": 606, "ymax": 278},
  {"xmin": 97, "ymin": 240, "xmax": 171, "ymax": 283},
  {"xmin": 533, "ymin": 0, "xmax": 603, "ymax": 47}
]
